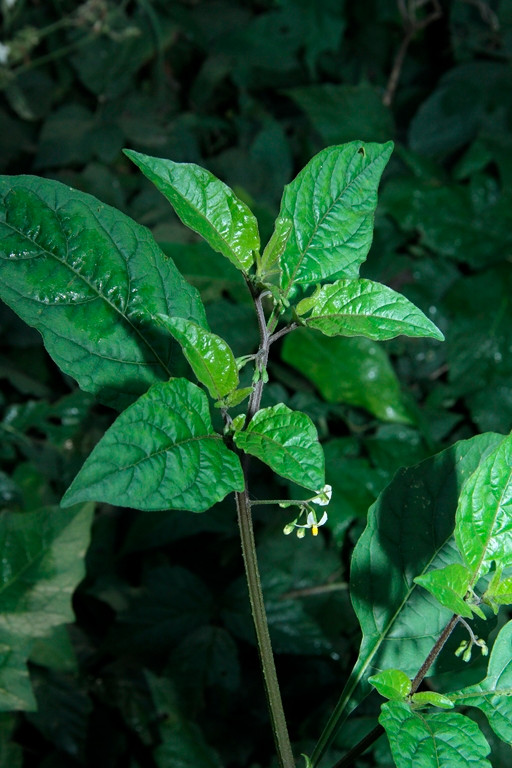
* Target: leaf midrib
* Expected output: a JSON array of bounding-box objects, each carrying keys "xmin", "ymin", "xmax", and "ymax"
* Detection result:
[{"xmin": 4, "ymin": 204, "xmax": 172, "ymax": 379}]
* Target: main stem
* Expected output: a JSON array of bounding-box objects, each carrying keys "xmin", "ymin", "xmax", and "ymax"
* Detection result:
[{"xmin": 235, "ymin": 285, "xmax": 295, "ymax": 768}]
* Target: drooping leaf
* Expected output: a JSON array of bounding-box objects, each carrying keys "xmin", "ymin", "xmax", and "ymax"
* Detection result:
[
  {"xmin": 380, "ymin": 700, "xmax": 491, "ymax": 768},
  {"xmin": 449, "ymin": 620, "xmax": 512, "ymax": 744},
  {"xmin": 156, "ymin": 315, "xmax": 239, "ymax": 400},
  {"xmin": 368, "ymin": 669, "xmax": 411, "ymax": 701},
  {"xmin": 282, "ymin": 328, "xmax": 413, "ymax": 423},
  {"xmin": 310, "ymin": 433, "xmax": 503, "ymax": 765},
  {"xmin": 455, "ymin": 433, "xmax": 512, "ymax": 579},
  {"xmin": 61, "ymin": 379, "xmax": 244, "ymax": 513},
  {"xmin": 0, "ymin": 503, "xmax": 94, "ymax": 711},
  {"xmin": 295, "ymin": 278, "xmax": 444, "ymax": 341},
  {"xmin": 414, "ymin": 563, "xmax": 474, "ymax": 619},
  {"xmin": 277, "ymin": 141, "xmax": 393, "ymax": 294},
  {"xmin": 233, "ymin": 403, "xmax": 324, "ymax": 491},
  {"xmin": 0, "ymin": 176, "xmax": 207, "ymax": 409},
  {"xmin": 124, "ymin": 149, "xmax": 259, "ymax": 272}
]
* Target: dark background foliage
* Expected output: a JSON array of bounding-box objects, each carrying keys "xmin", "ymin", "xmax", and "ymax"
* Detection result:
[{"xmin": 1, "ymin": 1, "xmax": 511, "ymax": 766}]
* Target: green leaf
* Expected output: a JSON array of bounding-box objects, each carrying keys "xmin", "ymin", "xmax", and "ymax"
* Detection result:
[
  {"xmin": 62, "ymin": 379, "xmax": 244, "ymax": 513},
  {"xmin": 483, "ymin": 571, "xmax": 512, "ymax": 613},
  {"xmin": 0, "ymin": 176, "xmax": 207, "ymax": 410},
  {"xmin": 282, "ymin": 328, "xmax": 413, "ymax": 424},
  {"xmin": 260, "ymin": 215, "xmax": 292, "ymax": 278},
  {"xmin": 455, "ymin": 433, "xmax": 512, "ymax": 579},
  {"xmin": 311, "ymin": 433, "xmax": 503, "ymax": 764},
  {"xmin": 414, "ymin": 564, "xmax": 474, "ymax": 619},
  {"xmin": 295, "ymin": 279, "xmax": 444, "ymax": 341},
  {"xmin": 233, "ymin": 403, "xmax": 324, "ymax": 491},
  {"xmin": 146, "ymin": 672, "xmax": 223, "ymax": 768},
  {"xmin": 0, "ymin": 714, "xmax": 22, "ymax": 768},
  {"xmin": 449, "ymin": 620, "xmax": 512, "ymax": 743},
  {"xmin": 156, "ymin": 315, "xmax": 239, "ymax": 400},
  {"xmin": 380, "ymin": 700, "xmax": 491, "ymax": 768},
  {"xmin": 277, "ymin": 141, "xmax": 393, "ymax": 294},
  {"xmin": 0, "ymin": 503, "xmax": 94, "ymax": 711},
  {"xmin": 369, "ymin": 669, "xmax": 411, "ymax": 701},
  {"xmin": 411, "ymin": 692, "xmax": 454, "ymax": 710},
  {"xmin": 124, "ymin": 149, "xmax": 259, "ymax": 272}
]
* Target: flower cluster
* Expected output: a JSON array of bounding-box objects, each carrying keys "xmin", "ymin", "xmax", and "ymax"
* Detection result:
[{"xmin": 282, "ymin": 484, "xmax": 332, "ymax": 538}]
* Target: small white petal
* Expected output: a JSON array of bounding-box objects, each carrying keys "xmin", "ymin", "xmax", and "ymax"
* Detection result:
[
  {"xmin": 0, "ymin": 43, "xmax": 10, "ymax": 64},
  {"xmin": 317, "ymin": 511, "xmax": 328, "ymax": 526}
]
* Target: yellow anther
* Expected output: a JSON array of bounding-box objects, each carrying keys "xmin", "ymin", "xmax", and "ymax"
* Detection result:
[{"xmin": 312, "ymin": 525, "xmax": 319, "ymax": 536}]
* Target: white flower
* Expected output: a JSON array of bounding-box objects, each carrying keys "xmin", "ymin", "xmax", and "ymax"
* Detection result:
[
  {"xmin": 310, "ymin": 484, "xmax": 332, "ymax": 506},
  {"xmin": 0, "ymin": 43, "xmax": 10, "ymax": 65},
  {"xmin": 294, "ymin": 509, "xmax": 328, "ymax": 537}
]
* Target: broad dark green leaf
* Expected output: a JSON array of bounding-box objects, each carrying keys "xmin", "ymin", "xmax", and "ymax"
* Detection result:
[
  {"xmin": 0, "ymin": 714, "xmax": 22, "ymax": 768},
  {"xmin": 124, "ymin": 150, "xmax": 259, "ymax": 272},
  {"xmin": 369, "ymin": 669, "xmax": 411, "ymax": 701},
  {"xmin": 450, "ymin": 620, "xmax": 512, "ymax": 743},
  {"xmin": 156, "ymin": 315, "xmax": 239, "ymax": 400},
  {"xmin": 146, "ymin": 672, "xmax": 223, "ymax": 768},
  {"xmin": 233, "ymin": 403, "xmax": 324, "ymax": 491},
  {"xmin": 414, "ymin": 564, "xmax": 473, "ymax": 619},
  {"xmin": 380, "ymin": 701, "xmax": 491, "ymax": 768},
  {"xmin": 286, "ymin": 83, "xmax": 394, "ymax": 145},
  {"xmin": 61, "ymin": 379, "xmax": 244, "ymax": 513},
  {"xmin": 311, "ymin": 433, "xmax": 503, "ymax": 764},
  {"xmin": 0, "ymin": 503, "xmax": 94, "ymax": 711},
  {"xmin": 296, "ymin": 278, "xmax": 444, "ymax": 340},
  {"xmin": 282, "ymin": 328, "xmax": 413, "ymax": 423},
  {"xmin": 277, "ymin": 141, "xmax": 393, "ymax": 294},
  {"xmin": 455, "ymin": 433, "xmax": 512, "ymax": 579},
  {"xmin": 0, "ymin": 176, "xmax": 206, "ymax": 409}
]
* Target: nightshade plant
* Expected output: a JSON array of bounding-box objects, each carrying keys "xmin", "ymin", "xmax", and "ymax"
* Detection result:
[{"xmin": 1, "ymin": 140, "xmax": 512, "ymax": 768}]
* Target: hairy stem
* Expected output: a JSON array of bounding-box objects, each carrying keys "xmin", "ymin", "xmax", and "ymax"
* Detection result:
[
  {"xmin": 235, "ymin": 487, "xmax": 295, "ymax": 768},
  {"xmin": 235, "ymin": 283, "xmax": 295, "ymax": 767},
  {"xmin": 326, "ymin": 614, "xmax": 461, "ymax": 768}
]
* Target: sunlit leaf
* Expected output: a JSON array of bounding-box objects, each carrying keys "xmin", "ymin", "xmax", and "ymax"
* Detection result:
[
  {"xmin": 369, "ymin": 669, "xmax": 411, "ymax": 701},
  {"xmin": 62, "ymin": 379, "xmax": 244, "ymax": 513},
  {"xmin": 380, "ymin": 700, "xmax": 491, "ymax": 768},
  {"xmin": 156, "ymin": 315, "xmax": 239, "ymax": 400},
  {"xmin": 0, "ymin": 176, "xmax": 206, "ymax": 409},
  {"xmin": 414, "ymin": 563, "xmax": 474, "ymax": 619},
  {"xmin": 296, "ymin": 278, "xmax": 444, "ymax": 341},
  {"xmin": 233, "ymin": 403, "xmax": 324, "ymax": 491},
  {"xmin": 124, "ymin": 150, "xmax": 259, "ymax": 272},
  {"xmin": 455, "ymin": 433, "xmax": 512, "ymax": 578},
  {"xmin": 277, "ymin": 141, "xmax": 393, "ymax": 294}
]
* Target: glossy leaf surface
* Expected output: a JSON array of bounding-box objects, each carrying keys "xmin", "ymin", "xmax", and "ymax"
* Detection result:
[
  {"xmin": 414, "ymin": 563, "xmax": 473, "ymax": 619},
  {"xmin": 380, "ymin": 701, "xmax": 491, "ymax": 768},
  {"xmin": 0, "ymin": 176, "xmax": 206, "ymax": 409},
  {"xmin": 369, "ymin": 669, "xmax": 411, "ymax": 701},
  {"xmin": 312, "ymin": 433, "xmax": 503, "ymax": 765},
  {"xmin": 0, "ymin": 503, "xmax": 94, "ymax": 711},
  {"xmin": 277, "ymin": 141, "xmax": 393, "ymax": 293},
  {"xmin": 282, "ymin": 328, "xmax": 413, "ymax": 423},
  {"xmin": 455, "ymin": 433, "xmax": 512, "ymax": 579},
  {"xmin": 62, "ymin": 379, "xmax": 244, "ymax": 512},
  {"xmin": 124, "ymin": 150, "xmax": 259, "ymax": 272},
  {"xmin": 295, "ymin": 278, "xmax": 444, "ymax": 341},
  {"xmin": 233, "ymin": 403, "xmax": 324, "ymax": 491},
  {"xmin": 157, "ymin": 315, "xmax": 239, "ymax": 400},
  {"xmin": 450, "ymin": 620, "xmax": 512, "ymax": 743}
]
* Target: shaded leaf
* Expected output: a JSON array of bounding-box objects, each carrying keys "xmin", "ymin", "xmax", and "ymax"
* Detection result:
[
  {"xmin": 455, "ymin": 433, "xmax": 512, "ymax": 579},
  {"xmin": 0, "ymin": 503, "xmax": 94, "ymax": 711},
  {"xmin": 157, "ymin": 315, "xmax": 239, "ymax": 400},
  {"xmin": 296, "ymin": 278, "xmax": 444, "ymax": 341},
  {"xmin": 233, "ymin": 403, "xmax": 324, "ymax": 491},
  {"xmin": 0, "ymin": 176, "xmax": 206, "ymax": 409},
  {"xmin": 124, "ymin": 150, "xmax": 259, "ymax": 272},
  {"xmin": 62, "ymin": 379, "xmax": 244, "ymax": 513},
  {"xmin": 278, "ymin": 141, "xmax": 393, "ymax": 294},
  {"xmin": 282, "ymin": 328, "xmax": 413, "ymax": 423},
  {"xmin": 380, "ymin": 700, "xmax": 491, "ymax": 768}
]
